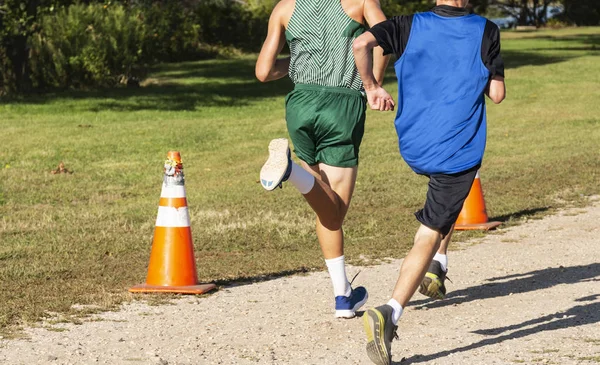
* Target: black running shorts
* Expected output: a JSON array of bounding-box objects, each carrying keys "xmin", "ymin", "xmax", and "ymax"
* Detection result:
[{"xmin": 415, "ymin": 165, "xmax": 480, "ymax": 236}]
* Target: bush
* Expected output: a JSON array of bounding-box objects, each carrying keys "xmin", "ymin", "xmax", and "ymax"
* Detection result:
[
  {"xmin": 0, "ymin": 0, "xmax": 39, "ymax": 93},
  {"xmin": 380, "ymin": 0, "xmax": 432, "ymax": 16},
  {"xmin": 137, "ymin": 1, "xmax": 204, "ymax": 62},
  {"xmin": 28, "ymin": 3, "xmax": 145, "ymax": 89},
  {"xmin": 561, "ymin": 0, "xmax": 600, "ymax": 25},
  {"xmin": 194, "ymin": 0, "xmax": 272, "ymax": 52},
  {"xmin": 545, "ymin": 18, "xmax": 570, "ymax": 28}
]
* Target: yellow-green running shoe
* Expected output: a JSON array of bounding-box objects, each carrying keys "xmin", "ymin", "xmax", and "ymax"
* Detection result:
[
  {"xmin": 363, "ymin": 305, "xmax": 398, "ymax": 365},
  {"xmin": 419, "ymin": 260, "xmax": 448, "ymax": 300}
]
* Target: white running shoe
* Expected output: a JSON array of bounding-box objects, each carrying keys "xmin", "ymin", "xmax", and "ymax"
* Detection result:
[{"xmin": 260, "ymin": 138, "xmax": 292, "ymax": 191}]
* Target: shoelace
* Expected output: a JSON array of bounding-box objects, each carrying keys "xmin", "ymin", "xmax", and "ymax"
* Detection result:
[
  {"xmin": 440, "ymin": 268, "xmax": 452, "ymax": 284},
  {"xmin": 445, "ymin": 269, "xmax": 453, "ymax": 284},
  {"xmin": 349, "ymin": 270, "xmax": 361, "ymax": 286},
  {"xmin": 388, "ymin": 325, "xmax": 399, "ymax": 342}
]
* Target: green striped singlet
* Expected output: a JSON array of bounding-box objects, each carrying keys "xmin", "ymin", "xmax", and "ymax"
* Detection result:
[{"xmin": 286, "ymin": 0, "xmax": 366, "ymax": 91}]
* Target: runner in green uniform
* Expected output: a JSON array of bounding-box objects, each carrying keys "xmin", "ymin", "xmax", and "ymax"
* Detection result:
[{"xmin": 256, "ymin": 0, "xmax": 393, "ymax": 318}]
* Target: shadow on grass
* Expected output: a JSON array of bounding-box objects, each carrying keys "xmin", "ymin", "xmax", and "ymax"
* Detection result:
[
  {"xmin": 488, "ymin": 206, "xmax": 551, "ymax": 223},
  {"xmin": 0, "ymin": 58, "xmax": 293, "ymax": 111},
  {"xmin": 397, "ymin": 297, "xmax": 600, "ymax": 364},
  {"xmin": 399, "ymin": 264, "xmax": 600, "ymax": 364},
  {"xmin": 89, "ymin": 78, "xmax": 292, "ymax": 111},
  {"xmin": 501, "ymin": 49, "xmax": 576, "ymax": 69},
  {"xmin": 534, "ymin": 46, "xmax": 600, "ymax": 52},
  {"xmin": 213, "ymin": 267, "xmax": 314, "ymax": 288},
  {"xmin": 150, "ymin": 59, "xmax": 263, "ymax": 80},
  {"xmin": 505, "ymin": 33, "xmax": 600, "ymax": 45},
  {"xmin": 500, "ymin": 33, "xmax": 600, "ymax": 69}
]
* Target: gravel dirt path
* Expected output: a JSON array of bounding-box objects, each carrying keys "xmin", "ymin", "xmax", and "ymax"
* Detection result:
[{"xmin": 1, "ymin": 200, "xmax": 599, "ymax": 365}]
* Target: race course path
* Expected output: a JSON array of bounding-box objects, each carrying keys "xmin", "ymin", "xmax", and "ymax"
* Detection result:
[{"xmin": 1, "ymin": 200, "xmax": 599, "ymax": 365}]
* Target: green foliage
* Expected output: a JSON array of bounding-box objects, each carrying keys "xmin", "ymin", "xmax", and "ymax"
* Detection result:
[
  {"xmin": 0, "ymin": 1, "xmax": 78, "ymax": 92},
  {"xmin": 137, "ymin": 1, "xmax": 203, "ymax": 62},
  {"xmin": 194, "ymin": 0, "xmax": 273, "ymax": 51},
  {"xmin": 561, "ymin": 0, "xmax": 600, "ymax": 25},
  {"xmin": 0, "ymin": 0, "xmax": 273, "ymax": 93},
  {"xmin": 380, "ymin": 0, "xmax": 489, "ymax": 17},
  {"xmin": 131, "ymin": 0, "xmax": 274, "ymax": 58},
  {"xmin": 0, "ymin": 1, "xmax": 34, "ymax": 93},
  {"xmin": 27, "ymin": 3, "xmax": 145, "ymax": 89},
  {"xmin": 545, "ymin": 17, "xmax": 569, "ymax": 28},
  {"xmin": 494, "ymin": 0, "xmax": 556, "ymax": 26},
  {"xmin": 380, "ymin": 0, "xmax": 432, "ymax": 16}
]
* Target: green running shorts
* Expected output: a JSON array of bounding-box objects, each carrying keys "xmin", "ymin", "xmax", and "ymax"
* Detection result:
[{"xmin": 285, "ymin": 83, "xmax": 366, "ymax": 168}]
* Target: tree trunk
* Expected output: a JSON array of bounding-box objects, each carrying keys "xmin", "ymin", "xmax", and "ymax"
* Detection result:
[
  {"xmin": 539, "ymin": 0, "xmax": 550, "ymax": 25},
  {"xmin": 518, "ymin": 0, "xmax": 530, "ymax": 25},
  {"xmin": 532, "ymin": 0, "xmax": 540, "ymax": 26},
  {"xmin": 10, "ymin": 0, "xmax": 40, "ymax": 92}
]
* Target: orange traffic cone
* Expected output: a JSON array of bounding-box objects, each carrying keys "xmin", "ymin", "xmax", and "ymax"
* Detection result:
[
  {"xmin": 454, "ymin": 170, "xmax": 502, "ymax": 231},
  {"xmin": 130, "ymin": 151, "xmax": 216, "ymax": 294}
]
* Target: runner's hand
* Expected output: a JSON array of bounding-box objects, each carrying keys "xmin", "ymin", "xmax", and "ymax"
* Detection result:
[{"xmin": 365, "ymin": 85, "xmax": 395, "ymax": 111}]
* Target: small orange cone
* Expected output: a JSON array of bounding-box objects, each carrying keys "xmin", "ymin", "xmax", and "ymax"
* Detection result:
[
  {"xmin": 454, "ymin": 170, "xmax": 502, "ymax": 231},
  {"xmin": 130, "ymin": 151, "xmax": 216, "ymax": 294}
]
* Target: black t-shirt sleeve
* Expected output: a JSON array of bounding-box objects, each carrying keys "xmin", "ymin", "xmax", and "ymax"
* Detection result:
[
  {"xmin": 482, "ymin": 20, "xmax": 505, "ymax": 78},
  {"xmin": 367, "ymin": 15, "xmax": 413, "ymax": 59}
]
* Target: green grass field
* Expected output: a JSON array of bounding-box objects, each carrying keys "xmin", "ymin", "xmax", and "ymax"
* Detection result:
[{"xmin": 0, "ymin": 27, "xmax": 599, "ymax": 333}]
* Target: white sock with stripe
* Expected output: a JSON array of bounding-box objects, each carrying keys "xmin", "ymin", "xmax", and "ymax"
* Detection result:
[
  {"xmin": 325, "ymin": 256, "xmax": 351, "ymax": 297},
  {"xmin": 433, "ymin": 253, "xmax": 448, "ymax": 272},
  {"xmin": 387, "ymin": 298, "xmax": 404, "ymax": 325},
  {"xmin": 287, "ymin": 162, "xmax": 315, "ymax": 194}
]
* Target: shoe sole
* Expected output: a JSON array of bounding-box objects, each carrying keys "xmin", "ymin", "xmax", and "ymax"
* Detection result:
[
  {"xmin": 418, "ymin": 273, "xmax": 445, "ymax": 300},
  {"xmin": 363, "ymin": 308, "xmax": 390, "ymax": 365},
  {"xmin": 260, "ymin": 138, "xmax": 290, "ymax": 191},
  {"xmin": 334, "ymin": 292, "xmax": 368, "ymax": 319}
]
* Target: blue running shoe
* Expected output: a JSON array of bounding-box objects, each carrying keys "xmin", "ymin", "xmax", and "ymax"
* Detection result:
[
  {"xmin": 260, "ymin": 138, "xmax": 292, "ymax": 191},
  {"xmin": 335, "ymin": 286, "xmax": 368, "ymax": 318}
]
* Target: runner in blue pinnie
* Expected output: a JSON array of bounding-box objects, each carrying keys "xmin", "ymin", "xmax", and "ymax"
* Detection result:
[{"xmin": 352, "ymin": 0, "xmax": 506, "ymax": 363}]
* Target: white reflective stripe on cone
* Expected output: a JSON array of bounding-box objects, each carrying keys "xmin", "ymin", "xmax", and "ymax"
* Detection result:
[
  {"xmin": 155, "ymin": 206, "xmax": 190, "ymax": 227},
  {"xmin": 160, "ymin": 184, "xmax": 186, "ymax": 198},
  {"xmin": 475, "ymin": 170, "xmax": 480, "ymax": 179}
]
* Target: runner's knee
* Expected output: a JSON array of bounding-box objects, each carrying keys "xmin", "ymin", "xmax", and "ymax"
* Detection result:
[{"xmin": 318, "ymin": 210, "xmax": 344, "ymax": 231}]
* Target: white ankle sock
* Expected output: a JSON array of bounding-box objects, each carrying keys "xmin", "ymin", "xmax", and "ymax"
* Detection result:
[
  {"xmin": 386, "ymin": 298, "xmax": 404, "ymax": 325},
  {"xmin": 325, "ymin": 256, "xmax": 351, "ymax": 297},
  {"xmin": 433, "ymin": 253, "xmax": 448, "ymax": 272},
  {"xmin": 287, "ymin": 162, "xmax": 315, "ymax": 194}
]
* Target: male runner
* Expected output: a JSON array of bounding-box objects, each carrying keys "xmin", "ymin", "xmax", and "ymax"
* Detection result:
[
  {"xmin": 352, "ymin": 0, "xmax": 505, "ymax": 362},
  {"xmin": 256, "ymin": 0, "xmax": 392, "ymax": 318}
]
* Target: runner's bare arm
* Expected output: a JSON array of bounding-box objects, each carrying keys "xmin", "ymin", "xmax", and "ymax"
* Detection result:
[
  {"xmin": 353, "ymin": 32, "xmax": 395, "ymax": 111},
  {"xmin": 362, "ymin": 0, "xmax": 389, "ymax": 86},
  {"xmin": 255, "ymin": 2, "xmax": 290, "ymax": 82},
  {"xmin": 486, "ymin": 76, "xmax": 505, "ymax": 104}
]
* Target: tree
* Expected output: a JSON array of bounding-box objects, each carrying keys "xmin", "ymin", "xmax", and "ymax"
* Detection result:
[
  {"xmin": 493, "ymin": 0, "xmax": 553, "ymax": 26},
  {"xmin": 0, "ymin": 0, "xmax": 40, "ymax": 92},
  {"xmin": 0, "ymin": 0, "xmax": 77, "ymax": 92},
  {"xmin": 561, "ymin": 0, "xmax": 600, "ymax": 25}
]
